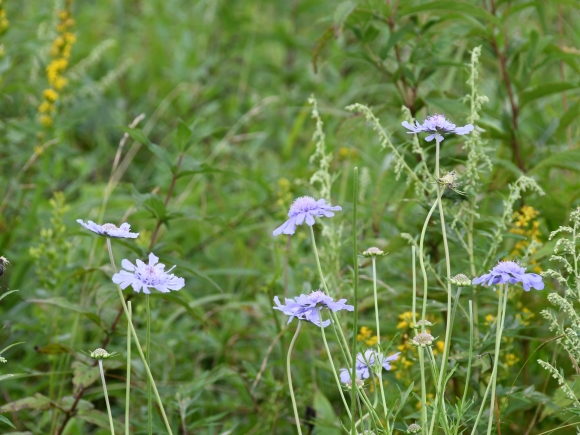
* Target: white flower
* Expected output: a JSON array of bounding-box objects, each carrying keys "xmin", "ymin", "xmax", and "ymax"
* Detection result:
[
  {"xmin": 112, "ymin": 253, "xmax": 185, "ymax": 294},
  {"xmin": 77, "ymin": 219, "xmax": 139, "ymax": 239}
]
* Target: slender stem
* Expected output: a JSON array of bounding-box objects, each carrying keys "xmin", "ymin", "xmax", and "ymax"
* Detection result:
[
  {"xmin": 309, "ymin": 225, "xmax": 330, "ymax": 294},
  {"xmin": 487, "ymin": 285, "xmax": 508, "ymax": 435},
  {"xmin": 287, "ymin": 321, "xmax": 304, "ymax": 435},
  {"xmin": 372, "ymin": 258, "xmax": 389, "ymax": 426},
  {"xmin": 419, "ymin": 201, "xmax": 439, "ymax": 327},
  {"xmin": 99, "ymin": 360, "xmax": 116, "ymax": 435},
  {"xmin": 351, "ymin": 167, "xmax": 359, "ymax": 435},
  {"xmin": 412, "ymin": 246, "xmax": 417, "ymax": 328},
  {"xmin": 319, "ymin": 316, "xmax": 352, "ymax": 420},
  {"xmin": 106, "ymin": 239, "xmax": 174, "ymax": 435},
  {"xmin": 146, "ymin": 294, "xmax": 152, "ymax": 435},
  {"xmin": 419, "ymin": 347, "xmax": 428, "ymax": 435},
  {"xmin": 330, "ymin": 312, "xmax": 353, "ymax": 366},
  {"xmin": 461, "ymin": 300, "xmax": 474, "ymax": 406},
  {"xmin": 126, "ymin": 302, "xmax": 132, "ymax": 435}
]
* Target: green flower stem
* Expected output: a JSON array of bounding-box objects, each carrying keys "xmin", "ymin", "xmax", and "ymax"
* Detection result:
[
  {"xmin": 330, "ymin": 311, "xmax": 353, "ymax": 366},
  {"xmin": 469, "ymin": 286, "xmax": 506, "ymax": 435},
  {"xmin": 431, "ymin": 135, "xmax": 454, "ymax": 435},
  {"xmin": 287, "ymin": 321, "xmax": 304, "ymax": 435},
  {"xmin": 98, "ymin": 359, "xmax": 116, "ymax": 435},
  {"xmin": 309, "ymin": 225, "xmax": 330, "ymax": 294},
  {"xmin": 418, "ymin": 347, "xmax": 428, "ymax": 435},
  {"xmin": 126, "ymin": 301, "xmax": 132, "ymax": 435},
  {"xmin": 412, "ymin": 246, "xmax": 417, "ymax": 329},
  {"xmin": 461, "ymin": 300, "xmax": 474, "ymax": 406},
  {"xmin": 146, "ymin": 294, "xmax": 152, "ymax": 435},
  {"xmin": 319, "ymin": 316, "xmax": 352, "ymax": 420},
  {"xmin": 486, "ymin": 285, "xmax": 508, "ymax": 435},
  {"xmin": 106, "ymin": 239, "xmax": 174, "ymax": 435},
  {"xmin": 351, "ymin": 167, "xmax": 359, "ymax": 435},
  {"xmin": 371, "ymin": 257, "xmax": 389, "ymax": 427}
]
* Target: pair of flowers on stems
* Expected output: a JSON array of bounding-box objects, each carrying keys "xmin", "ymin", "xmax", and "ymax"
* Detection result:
[
  {"xmin": 272, "ymin": 197, "xmax": 400, "ymax": 434},
  {"xmin": 77, "ymin": 219, "xmax": 184, "ymax": 435}
]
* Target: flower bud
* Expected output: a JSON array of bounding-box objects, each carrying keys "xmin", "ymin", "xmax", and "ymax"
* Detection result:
[
  {"xmin": 407, "ymin": 423, "xmax": 421, "ymax": 434},
  {"xmin": 361, "ymin": 247, "xmax": 388, "ymax": 258},
  {"xmin": 412, "ymin": 333, "xmax": 434, "ymax": 347},
  {"xmin": 87, "ymin": 348, "xmax": 118, "ymax": 360},
  {"xmin": 450, "ymin": 274, "xmax": 472, "ymax": 286}
]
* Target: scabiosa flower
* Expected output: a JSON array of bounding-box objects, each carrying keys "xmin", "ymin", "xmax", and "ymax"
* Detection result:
[
  {"xmin": 412, "ymin": 332, "xmax": 434, "ymax": 347},
  {"xmin": 86, "ymin": 348, "xmax": 119, "ymax": 360},
  {"xmin": 77, "ymin": 219, "xmax": 139, "ymax": 239},
  {"xmin": 339, "ymin": 350, "xmax": 400, "ymax": 383},
  {"xmin": 412, "ymin": 319, "xmax": 434, "ymax": 330},
  {"xmin": 273, "ymin": 196, "xmax": 341, "ymax": 236},
  {"xmin": 112, "ymin": 253, "xmax": 185, "ymax": 294},
  {"xmin": 450, "ymin": 273, "xmax": 472, "ymax": 287},
  {"xmin": 407, "ymin": 423, "xmax": 421, "ymax": 434},
  {"xmin": 361, "ymin": 247, "xmax": 388, "ymax": 258},
  {"xmin": 273, "ymin": 290, "xmax": 353, "ymax": 327},
  {"xmin": 402, "ymin": 113, "xmax": 474, "ymax": 142},
  {"xmin": 472, "ymin": 260, "xmax": 544, "ymax": 291}
]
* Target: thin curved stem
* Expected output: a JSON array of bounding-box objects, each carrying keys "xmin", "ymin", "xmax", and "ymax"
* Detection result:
[
  {"xmin": 309, "ymin": 225, "xmax": 330, "ymax": 294},
  {"xmin": 372, "ymin": 258, "xmax": 389, "ymax": 426},
  {"xmin": 146, "ymin": 294, "xmax": 152, "ymax": 435},
  {"xmin": 351, "ymin": 167, "xmax": 359, "ymax": 435},
  {"xmin": 126, "ymin": 301, "xmax": 132, "ymax": 435},
  {"xmin": 98, "ymin": 360, "xmax": 116, "ymax": 435},
  {"xmin": 106, "ymin": 239, "xmax": 174, "ymax": 435},
  {"xmin": 287, "ymin": 321, "xmax": 304, "ymax": 435}
]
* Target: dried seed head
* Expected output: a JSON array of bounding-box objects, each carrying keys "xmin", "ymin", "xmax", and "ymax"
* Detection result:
[{"xmin": 450, "ymin": 274, "xmax": 472, "ymax": 286}]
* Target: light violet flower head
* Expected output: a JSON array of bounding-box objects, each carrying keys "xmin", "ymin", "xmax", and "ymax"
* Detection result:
[
  {"xmin": 273, "ymin": 290, "xmax": 353, "ymax": 327},
  {"xmin": 77, "ymin": 219, "xmax": 139, "ymax": 239},
  {"xmin": 402, "ymin": 113, "xmax": 474, "ymax": 142},
  {"xmin": 112, "ymin": 253, "xmax": 185, "ymax": 294},
  {"xmin": 472, "ymin": 260, "xmax": 544, "ymax": 291},
  {"xmin": 339, "ymin": 350, "xmax": 400, "ymax": 383},
  {"xmin": 273, "ymin": 196, "xmax": 341, "ymax": 236}
]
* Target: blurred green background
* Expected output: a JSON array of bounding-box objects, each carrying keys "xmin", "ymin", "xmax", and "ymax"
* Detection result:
[{"xmin": 1, "ymin": 0, "xmax": 580, "ymax": 433}]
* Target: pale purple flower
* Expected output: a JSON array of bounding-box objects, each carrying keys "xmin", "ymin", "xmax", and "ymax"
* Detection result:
[
  {"xmin": 402, "ymin": 113, "xmax": 474, "ymax": 142},
  {"xmin": 77, "ymin": 219, "xmax": 139, "ymax": 239},
  {"xmin": 273, "ymin": 290, "xmax": 353, "ymax": 327},
  {"xmin": 112, "ymin": 253, "xmax": 185, "ymax": 294},
  {"xmin": 339, "ymin": 350, "xmax": 400, "ymax": 383},
  {"xmin": 472, "ymin": 260, "xmax": 544, "ymax": 291},
  {"xmin": 273, "ymin": 196, "xmax": 341, "ymax": 236}
]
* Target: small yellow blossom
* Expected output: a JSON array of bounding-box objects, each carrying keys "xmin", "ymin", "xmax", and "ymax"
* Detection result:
[
  {"xmin": 432, "ymin": 340, "xmax": 445, "ymax": 355},
  {"xmin": 506, "ymin": 353, "xmax": 519, "ymax": 366},
  {"xmin": 485, "ymin": 314, "xmax": 494, "ymax": 326},
  {"xmin": 38, "ymin": 101, "xmax": 54, "ymax": 114},
  {"xmin": 40, "ymin": 115, "xmax": 53, "ymax": 127},
  {"xmin": 397, "ymin": 311, "xmax": 416, "ymax": 330},
  {"xmin": 357, "ymin": 326, "xmax": 378, "ymax": 346},
  {"xmin": 416, "ymin": 393, "xmax": 434, "ymax": 409},
  {"xmin": 43, "ymin": 89, "xmax": 58, "ymax": 102}
]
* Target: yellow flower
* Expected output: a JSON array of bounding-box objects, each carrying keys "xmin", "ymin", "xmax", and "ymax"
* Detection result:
[
  {"xmin": 416, "ymin": 393, "xmax": 434, "ymax": 409},
  {"xmin": 40, "ymin": 115, "xmax": 53, "ymax": 127},
  {"xmin": 432, "ymin": 340, "xmax": 445, "ymax": 355},
  {"xmin": 365, "ymin": 335, "xmax": 378, "ymax": 346},
  {"xmin": 485, "ymin": 314, "xmax": 494, "ymax": 326},
  {"xmin": 506, "ymin": 353, "xmax": 519, "ymax": 366},
  {"xmin": 357, "ymin": 326, "xmax": 372, "ymax": 342},
  {"xmin": 43, "ymin": 89, "xmax": 58, "ymax": 102},
  {"xmin": 397, "ymin": 311, "xmax": 416, "ymax": 330}
]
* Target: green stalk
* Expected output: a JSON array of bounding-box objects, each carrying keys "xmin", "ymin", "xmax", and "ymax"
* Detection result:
[
  {"xmin": 309, "ymin": 225, "xmax": 330, "ymax": 294},
  {"xmin": 461, "ymin": 300, "xmax": 474, "ymax": 406},
  {"xmin": 287, "ymin": 321, "xmax": 304, "ymax": 435},
  {"xmin": 106, "ymin": 239, "xmax": 174, "ymax": 435},
  {"xmin": 126, "ymin": 301, "xmax": 132, "ymax": 435},
  {"xmin": 320, "ymin": 316, "xmax": 352, "ymax": 420},
  {"xmin": 99, "ymin": 360, "xmax": 116, "ymax": 435},
  {"xmin": 372, "ymin": 257, "xmax": 389, "ymax": 427},
  {"xmin": 487, "ymin": 285, "xmax": 508, "ymax": 435},
  {"xmin": 419, "ymin": 347, "xmax": 428, "ymax": 435},
  {"xmin": 146, "ymin": 294, "xmax": 152, "ymax": 435},
  {"xmin": 350, "ymin": 167, "xmax": 359, "ymax": 435}
]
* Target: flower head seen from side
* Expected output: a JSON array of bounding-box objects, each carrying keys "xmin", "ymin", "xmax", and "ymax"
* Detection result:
[
  {"xmin": 402, "ymin": 113, "xmax": 474, "ymax": 142},
  {"xmin": 273, "ymin": 196, "xmax": 341, "ymax": 236},
  {"xmin": 273, "ymin": 290, "xmax": 353, "ymax": 327},
  {"xmin": 112, "ymin": 253, "xmax": 185, "ymax": 294},
  {"xmin": 339, "ymin": 350, "xmax": 400, "ymax": 383},
  {"xmin": 77, "ymin": 219, "xmax": 139, "ymax": 239},
  {"xmin": 472, "ymin": 260, "xmax": 544, "ymax": 291}
]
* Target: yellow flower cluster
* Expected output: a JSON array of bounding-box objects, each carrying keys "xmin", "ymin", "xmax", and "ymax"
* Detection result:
[
  {"xmin": 509, "ymin": 205, "xmax": 541, "ymax": 272},
  {"xmin": 357, "ymin": 326, "xmax": 378, "ymax": 346},
  {"xmin": 38, "ymin": 5, "xmax": 76, "ymax": 127},
  {"xmin": 0, "ymin": 0, "xmax": 8, "ymax": 58},
  {"xmin": 506, "ymin": 353, "xmax": 520, "ymax": 367},
  {"xmin": 396, "ymin": 311, "xmax": 416, "ymax": 330}
]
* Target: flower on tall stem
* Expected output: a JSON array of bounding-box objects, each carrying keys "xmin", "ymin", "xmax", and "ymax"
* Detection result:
[
  {"xmin": 339, "ymin": 350, "xmax": 400, "ymax": 383},
  {"xmin": 402, "ymin": 113, "xmax": 474, "ymax": 142},
  {"xmin": 112, "ymin": 253, "xmax": 185, "ymax": 294},
  {"xmin": 273, "ymin": 290, "xmax": 353, "ymax": 327},
  {"xmin": 77, "ymin": 219, "xmax": 139, "ymax": 239},
  {"xmin": 472, "ymin": 260, "xmax": 544, "ymax": 291},
  {"xmin": 273, "ymin": 196, "xmax": 341, "ymax": 236}
]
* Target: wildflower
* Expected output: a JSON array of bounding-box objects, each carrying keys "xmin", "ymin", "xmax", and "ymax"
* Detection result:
[
  {"xmin": 43, "ymin": 89, "xmax": 58, "ymax": 102},
  {"xmin": 345, "ymin": 378, "xmax": 364, "ymax": 389},
  {"xmin": 485, "ymin": 314, "xmax": 494, "ymax": 326},
  {"xmin": 273, "ymin": 196, "xmax": 341, "ymax": 236},
  {"xmin": 412, "ymin": 319, "xmax": 433, "ymax": 330},
  {"xmin": 77, "ymin": 219, "xmax": 139, "ymax": 239},
  {"xmin": 86, "ymin": 348, "xmax": 119, "ymax": 360},
  {"xmin": 397, "ymin": 311, "xmax": 416, "ymax": 329},
  {"xmin": 112, "ymin": 253, "xmax": 185, "ymax": 294},
  {"xmin": 506, "ymin": 353, "xmax": 520, "ymax": 366},
  {"xmin": 407, "ymin": 423, "xmax": 421, "ymax": 434},
  {"xmin": 402, "ymin": 113, "xmax": 474, "ymax": 142},
  {"xmin": 450, "ymin": 273, "xmax": 472, "ymax": 286},
  {"xmin": 412, "ymin": 332, "xmax": 434, "ymax": 347},
  {"xmin": 0, "ymin": 256, "xmax": 9, "ymax": 278},
  {"xmin": 273, "ymin": 290, "xmax": 353, "ymax": 327},
  {"xmin": 0, "ymin": 357, "xmax": 6, "ymax": 363},
  {"xmin": 361, "ymin": 247, "xmax": 388, "ymax": 258},
  {"xmin": 357, "ymin": 326, "xmax": 378, "ymax": 346},
  {"xmin": 339, "ymin": 350, "xmax": 400, "ymax": 383},
  {"xmin": 433, "ymin": 340, "xmax": 445, "ymax": 355},
  {"xmin": 472, "ymin": 260, "xmax": 544, "ymax": 291}
]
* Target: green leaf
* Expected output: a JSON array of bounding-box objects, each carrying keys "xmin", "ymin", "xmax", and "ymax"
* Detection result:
[
  {"xmin": 380, "ymin": 23, "xmax": 413, "ymax": 59},
  {"xmin": 176, "ymin": 119, "xmax": 193, "ymax": 152},
  {"xmin": 399, "ymin": 1, "xmax": 500, "ymax": 26},
  {"xmin": 557, "ymin": 102, "xmax": 580, "ymax": 133},
  {"xmin": 312, "ymin": 391, "xmax": 341, "ymax": 434},
  {"xmin": 0, "ymin": 394, "xmax": 52, "ymax": 412},
  {"xmin": 143, "ymin": 196, "xmax": 168, "ymax": 222},
  {"xmin": 72, "ymin": 361, "xmax": 100, "ymax": 394},
  {"xmin": 0, "ymin": 374, "xmax": 25, "ymax": 383},
  {"xmin": 145, "ymin": 142, "xmax": 174, "ymax": 171},
  {"xmin": 34, "ymin": 343, "xmax": 72, "ymax": 355},
  {"xmin": 312, "ymin": 26, "xmax": 334, "ymax": 74},
  {"xmin": 519, "ymin": 82, "xmax": 579, "ymax": 108},
  {"xmin": 530, "ymin": 149, "xmax": 580, "ymax": 174},
  {"xmin": 0, "ymin": 415, "xmax": 15, "ymax": 429},
  {"xmin": 333, "ymin": 1, "xmax": 357, "ymax": 36},
  {"xmin": 0, "ymin": 289, "xmax": 18, "ymax": 302},
  {"xmin": 0, "ymin": 342, "xmax": 24, "ymax": 355},
  {"xmin": 176, "ymin": 164, "xmax": 239, "ymax": 179},
  {"xmin": 28, "ymin": 298, "xmax": 104, "ymax": 329},
  {"xmin": 117, "ymin": 126, "xmax": 150, "ymax": 145},
  {"xmin": 75, "ymin": 409, "xmax": 123, "ymax": 433}
]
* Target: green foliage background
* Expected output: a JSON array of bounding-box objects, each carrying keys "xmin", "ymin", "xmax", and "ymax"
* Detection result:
[{"xmin": 0, "ymin": 0, "xmax": 579, "ymax": 433}]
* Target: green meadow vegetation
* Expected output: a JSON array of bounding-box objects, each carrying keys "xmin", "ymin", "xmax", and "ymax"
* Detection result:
[{"xmin": 1, "ymin": 0, "xmax": 580, "ymax": 434}]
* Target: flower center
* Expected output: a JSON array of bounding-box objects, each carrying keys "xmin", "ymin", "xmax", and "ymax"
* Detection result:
[
  {"xmin": 289, "ymin": 196, "xmax": 317, "ymax": 215},
  {"xmin": 137, "ymin": 265, "xmax": 162, "ymax": 286},
  {"xmin": 102, "ymin": 223, "xmax": 118, "ymax": 231}
]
